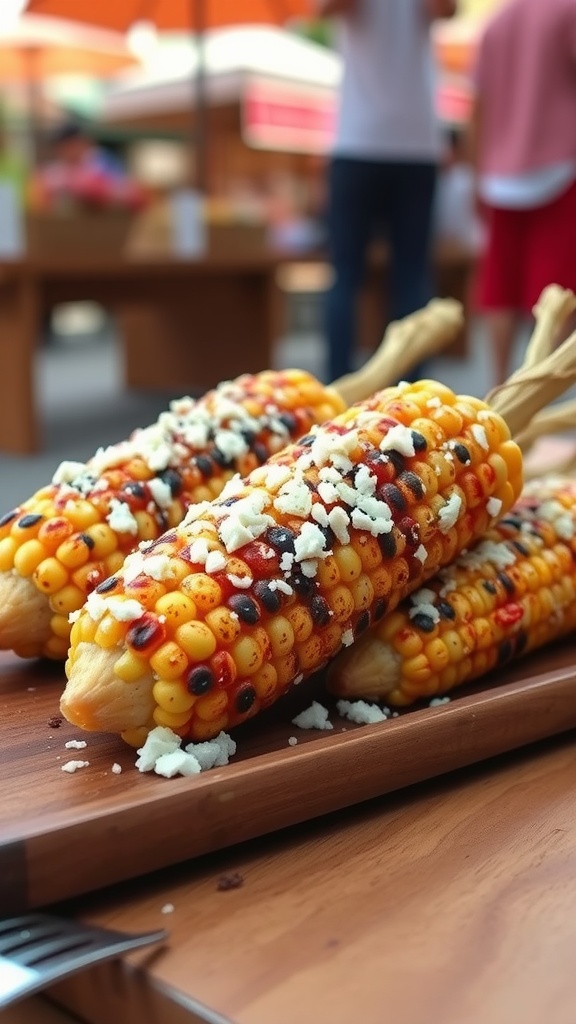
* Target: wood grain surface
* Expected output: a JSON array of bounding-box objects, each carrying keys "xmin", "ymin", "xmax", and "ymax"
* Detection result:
[
  {"xmin": 47, "ymin": 732, "xmax": 576, "ymax": 1024},
  {"xmin": 1, "ymin": 642, "xmax": 576, "ymax": 915}
]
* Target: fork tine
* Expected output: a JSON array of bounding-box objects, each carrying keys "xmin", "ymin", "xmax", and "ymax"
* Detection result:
[{"xmin": 0, "ymin": 914, "xmax": 167, "ymax": 1009}]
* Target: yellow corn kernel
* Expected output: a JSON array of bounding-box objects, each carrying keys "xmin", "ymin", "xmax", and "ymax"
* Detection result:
[
  {"xmin": 153, "ymin": 679, "xmax": 196, "ymax": 714},
  {"xmin": 175, "ymin": 620, "xmax": 217, "ymax": 661},
  {"xmin": 82, "ymin": 523, "xmax": 118, "ymax": 559},
  {"xmin": 153, "ymin": 706, "xmax": 193, "ymax": 729},
  {"xmin": 0, "ymin": 536, "xmax": 18, "ymax": 570},
  {"xmin": 189, "ymin": 714, "xmax": 229, "ymax": 740},
  {"xmin": 252, "ymin": 663, "xmax": 278, "ymax": 703},
  {"xmin": 71, "ymin": 563, "xmax": 100, "ymax": 592},
  {"xmin": 121, "ymin": 725, "xmax": 150, "ymax": 748},
  {"xmin": 429, "ymin": 404, "xmax": 464, "ymax": 436},
  {"xmin": 114, "ymin": 649, "xmax": 150, "ymax": 683},
  {"xmin": 194, "ymin": 689, "xmax": 228, "ymax": 722},
  {"xmin": 296, "ymin": 634, "xmax": 324, "ymax": 672},
  {"xmin": 424, "ymin": 637, "xmax": 451, "ymax": 673},
  {"xmin": 56, "ymin": 535, "xmax": 92, "ymax": 570},
  {"xmin": 273, "ymin": 650, "xmax": 298, "ymax": 688},
  {"xmin": 155, "ymin": 592, "xmax": 197, "ymax": 629},
  {"xmin": 44, "ymin": 635, "xmax": 70, "ymax": 660},
  {"xmin": 204, "ymin": 607, "xmax": 241, "ymax": 646},
  {"xmin": 334, "ymin": 546, "xmax": 363, "ymax": 583},
  {"xmin": 350, "ymin": 573, "xmax": 374, "ymax": 611},
  {"xmin": 402, "ymin": 654, "xmax": 431, "ymax": 684},
  {"xmin": 315, "ymin": 556, "xmax": 341, "ymax": 589},
  {"xmin": 50, "ymin": 614, "xmax": 73, "ymax": 640},
  {"xmin": 166, "ymin": 500, "xmax": 185, "ymax": 529},
  {"xmin": 182, "ymin": 573, "xmax": 223, "ymax": 612},
  {"xmin": 65, "ymin": 500, "xmax": 101, "ymax": 531},
  {"xmin": 94, "ymin": 616, "xmax": 126, "ymax": 649},
  {"xmin": 394, "ymin": 627, "xmax": 424, "ymax": 659},
  {"xmin": 150, "ymin": 641, "xmax": 189, "ymax": 680},
  {"xmin": 286, "ymin": 605, "xmax": 314, "ymax": 643},
  {"xmin": 267, "ymin": 615, "xmax": 295, "ymax": 658},
  {"xmin": 230, "ymin": 635, "xmax": 263, "ymax": 676},
  {"xmin": 50, "ymin": 584, "xmax": 86, "ymax": 616},
  {"xmin": 327, "ymin": 585, "xmax": 355, "ymax": 623},
  {"xmin": 350, "ymin": 533, "xmax": 382, "ymax": 572},
  {"xmin": 34, "ymin": 557, "xmax": 69, "ymax": 594},
  {"xmin": 132, "ymin": 510, "xmax": 158, "ymax": 541},
  {"xmin": 104, "ymin": 551, "xmax": 126, "ymax": 577},
  {"xmin": 13, "ymin": 539, "xmax": 47, "ymax": 577},
  {"xmin": 371, "ymin": 565, "xmax": 392, "ymax": 600}
]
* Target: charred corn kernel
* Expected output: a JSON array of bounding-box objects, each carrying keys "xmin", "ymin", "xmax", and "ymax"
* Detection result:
[
  {"xmin": 13, "ymin": 539, "xmax": 46, "ymax": 576},
  {"xmin": 328, "ymin": 480, "xmax": 576, "ymax": 706},
  {"xmin": 64, "ymin": 380, "xmax": 523, "ymax": 743},
  {"xmin": 0, "ymin": 369, "xmax": 343, "ymax": 660},
  {"xmin": 153, "ymin": 679, "xmax": 196, "ymax": 715}
]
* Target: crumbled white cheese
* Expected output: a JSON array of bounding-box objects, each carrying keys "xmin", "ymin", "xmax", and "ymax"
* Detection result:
[
  {"xmin": 65, "ymin": 739, "xmax": 87, "ymax": 750},
  {"xmin": 288, "ymin": 736, "xmax": 298, "ymax": 746},
  {"xmin": 184, "ymin": 731, "xmax": 237, "ymax": 769},
  {"xmin": 411, "ymin": 587, "xmax": 437, "ymax": 606},
  {"xmin": 147, "ymin": 478, "xmax": 174, "ymax": 509},
  {"xmin": 414, "ymin": 544, "xmax": 428, "ymax": 563},
  {"xmin": 426, "ymin": 396, "xmax": 442, "ymax": 409},
  {"xmin": 279, "ymin": 552, "xmax": 294, "ymax": 572},
  {"xmin": 52, "ymin": 460, "xmax": 91, "ymax": 486},
  {"xmin": 274, "ymin": 474, "xmax": 313, "ymax": 519},
  {"xmin": 292, "ymin": 702, "xmax": 333, "ymax": 731},
  {"xmin": 154, "ymin": 750, "xmax": 202, "ymax": 778},
  {"xmin": 61, "ymin": 760, "xmax": 90, "ymax": 773},
  {"xmin": 459, "ymin": 539, "xmax": 516, "ymax": 571},
  {"xmin": 267, "ymin": 579, "xmax": 293, "ymax": 595},
  {"xmin": 137, "ymin": 726, "xmax": 236, "ymax": 776},
  {"xmin": 293, "ymin": 522, "xmax": 329, "ymax": 564},
  {"xmin": 438, "ymin": 493, "xmax": 462, "ymax": 533},
  {"xmin": 161, "ymin": 903, "xmax": 175, "ymax": 914},
  {"xmin": 328, "ymin": 506, "xmax": 351, "ymax": 545},
  {"xmin": 107, "ymin": 498, "xmax": 139, "ymax": 536},
  {"xmin": 486, "ymin": 497, "xmax": 502, "ymax": 517},
  {"xmin": 379, "ymin": 424, "xmax": 416, "ymax": 458},
  {"xmin": 112, "ymin": 763, "xmax": 122, "ymax": 775},
  {"xmin": 408, "ymin": 602, "xmax": 440, "ymax": 624},
  {"xmin": 429, "ymin": 696, "xmax": 451, "ymax": 707},
  {"xmin": 227, "ymin": 573, "xmax": 253, "ymax": 589},
  {"xmin": 471, "ymin": 424, "xmax": 489, "ymax": 450},
  {"xmin": 205, "ymin": 550, "xmax": 227, "ymax": 573},
  {"xmin": 336, "ymin": 700, "xmax": 390, "ymax": 725},
  {"xmin": 84, "ymin": 592, "xmax": 145, "ymax": 623},
  {"xmin": 341, "ymin": 628, "xmax": 354, "ymax": 647}
]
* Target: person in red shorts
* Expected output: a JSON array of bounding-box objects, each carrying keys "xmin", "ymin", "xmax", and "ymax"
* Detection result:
[{"xmin": 470, "ymin": 0, "xmax": 576, "ymax": 385}]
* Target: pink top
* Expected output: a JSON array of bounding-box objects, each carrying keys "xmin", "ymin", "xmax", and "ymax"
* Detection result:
[{"xmin": 474, "ymin": 0, "xmax": 576, "ymax": 175}]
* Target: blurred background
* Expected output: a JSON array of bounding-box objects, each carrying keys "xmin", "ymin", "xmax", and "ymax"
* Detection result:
[{"xmin": 0, "ymin": 0, "xmax": 529, "ymax": 508}]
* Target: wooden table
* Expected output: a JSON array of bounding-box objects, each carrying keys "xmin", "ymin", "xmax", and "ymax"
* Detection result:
[
  {"xmin": 0, "ymin": 256, "xmax": 281, "ymax": 456},
  {"xmin": 9, "ymin": 730, "xmax": 568, "ymax": 1024}
]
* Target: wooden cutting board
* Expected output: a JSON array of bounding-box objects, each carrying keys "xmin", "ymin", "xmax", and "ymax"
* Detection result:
[{"xmin": 1, "ymin": 642, "xmax": 576, "ymax": 914}]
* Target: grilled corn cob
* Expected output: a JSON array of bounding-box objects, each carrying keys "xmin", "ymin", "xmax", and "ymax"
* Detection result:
[
  {"xmin": 0, "ymin": 298, "xmax": 465, "ymax": 662},
  {"xmin": 0, "ymin": 371, "xmax": 345, "ymax": 659},
  {"xmin": 62, "ymin": 379, "xmax": 522, "ymax": 745},
  {"xmin": 327, "ymin": 479, "xmax": 576, "ymax": 705}
]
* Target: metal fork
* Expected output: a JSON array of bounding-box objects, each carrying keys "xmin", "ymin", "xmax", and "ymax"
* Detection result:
[{"xmin": 0, "ymin": 912, "xmax": 167, "ymax": 1008}]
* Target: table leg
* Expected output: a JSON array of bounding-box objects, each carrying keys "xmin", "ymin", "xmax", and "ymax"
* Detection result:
[{"xmin": 0, "ymin": 273, "xmax": 40, "ymax": 454}]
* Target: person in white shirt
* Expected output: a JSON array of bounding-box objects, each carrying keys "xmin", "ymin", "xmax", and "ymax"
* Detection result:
[{"xmin": 315, "ymin": 0, "xmax": 456, "ymax": 380}]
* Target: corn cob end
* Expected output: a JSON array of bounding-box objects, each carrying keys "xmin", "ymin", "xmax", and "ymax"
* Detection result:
[
  {"xmin": 60, "ymin": 644, "xmax": 155, "ymax": 734},
  {"xmin": 0, "ymin": 574, "xmax": 53, "ymax": 658}
]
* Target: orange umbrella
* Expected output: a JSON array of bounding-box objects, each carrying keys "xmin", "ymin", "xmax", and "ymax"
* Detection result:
[
  {"xmin": 0, "ymin": 14, "xmax": 138, "ymax": 79},
  {"xmin": 24, "ymin": 1, "xmax": 311, "ymax": 33},
  {"xmin": 25, "ymin": 0, "xmax": 312, "ymax": 187}
]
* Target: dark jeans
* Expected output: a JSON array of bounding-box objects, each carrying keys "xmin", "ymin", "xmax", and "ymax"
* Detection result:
[{"xmin": 324, "ymin": 156, "xmax": 437, "ymax": 382}]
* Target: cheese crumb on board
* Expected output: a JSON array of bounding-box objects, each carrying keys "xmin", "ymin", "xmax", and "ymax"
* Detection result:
[
  {"xmin": 61, "ymin": 760, "xmax": 90, "ymax": 773},
  {"xmin": 292, "ymin": 702, "xmax": 333, "ymax": 731},
  {"xmin": 429, "ymin": 696, "xmax": 451, "ymax": 707},
  {"xmin": 288, "ymin": 736, "xmax": 298, "ymax": 747},
  {"xmin": 112, "ymin": 763, "xmax": 122, "ymax": 775},
  {"xmin": 161, "ymin": 903, "xmax": 175, "ymax": 915},
  {"xmin": 136, "ymin": 726, "xmax": 236, "ymax": 776},
  {"xmin": 336, "ymin": 700, "xmax": 390, "ymax": 725},
  {"xmin": 65, "ymin": 739, "xmax": 87, "ymax": 750}
]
